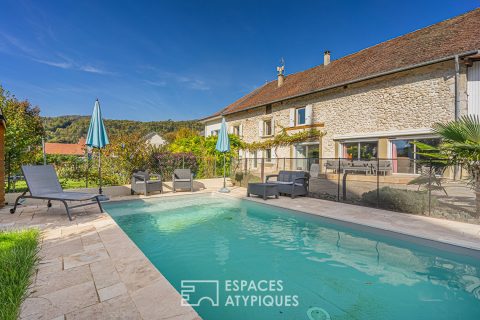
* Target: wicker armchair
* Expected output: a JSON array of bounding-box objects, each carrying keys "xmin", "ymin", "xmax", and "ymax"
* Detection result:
[
  {"xmin": 172, "ymin": 169, "xmax": 194, "ymax": 192},
  {"xmin": 131, "ymin": 171, "xmax": 163, "ymax": 195}
]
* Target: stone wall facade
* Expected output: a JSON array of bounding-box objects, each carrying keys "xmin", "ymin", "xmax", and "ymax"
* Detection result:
[{"xmin": 221, "ymin": 60, "xmax": 466, "ymax": 161}]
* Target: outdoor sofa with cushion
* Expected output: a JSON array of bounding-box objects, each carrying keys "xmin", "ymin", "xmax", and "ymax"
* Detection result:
[
  {"xmin": 324, "ymin": 160, "xmax": 351, "ymax": 173},
  {"xmin": 265, "ymin": 170, "xmax": 309, "ymax": 198},
  {"xmin": 131, "ymin": 171, "xmax": 163, "ymax": 195},
  {"xmin": 10, "ymin": 165, "xmax": 103, "ymax": 221},
  {"xmin": 343, "ymin": 160, "xmax": 374, "ymax": 175},
  {"xmin": 172, "ymin": 169, "xmax": 194, "ymax": 192}
]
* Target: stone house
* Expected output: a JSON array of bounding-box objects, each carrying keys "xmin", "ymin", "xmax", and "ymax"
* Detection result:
[
  {"xmin": 202, "ymin": 9, "xmax": 480, "ymax": 176},
  {"xmin": 143, "ymin": 132, "xmax": 166, "ymax": 148}
]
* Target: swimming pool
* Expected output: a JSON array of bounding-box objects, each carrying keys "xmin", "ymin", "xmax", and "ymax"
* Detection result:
[{"xmin": 104, "ymin": 194, "xmax": 480, "ymax": 320}]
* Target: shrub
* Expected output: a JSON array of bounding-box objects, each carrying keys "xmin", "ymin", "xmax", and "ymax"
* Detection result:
[
  {"xmin": 149, "ymin": 151, "xmax": 198, "ymax": 180},
  {"xmin": 361, "ymin": 187, "xmax": 436, "ymax": 214}
]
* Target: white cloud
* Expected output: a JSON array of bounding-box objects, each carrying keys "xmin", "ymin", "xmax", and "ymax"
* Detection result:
[
  {"xmin": 79, "ymin": 65, "xmax": 111, "ymax": 75},
  {"xmin": 0, "ymin": 32, "xmax": 112, "ymax": 75},
  {"xmin": 32, "ymin": 58, "xmax": 72, "ymax": 69},
  {"xmin": 143, "ymin": 69, "xmax": 210, "ymax": 91}
]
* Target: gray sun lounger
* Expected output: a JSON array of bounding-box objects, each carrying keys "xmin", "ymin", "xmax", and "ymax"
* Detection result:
[{"xmin": 10, "ymin": 165, "xmax": 104, "ymax": 221}]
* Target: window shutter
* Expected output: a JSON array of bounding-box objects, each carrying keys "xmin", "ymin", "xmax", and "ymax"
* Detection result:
[
  {"xmin": 239, "ymin": 124, "xmax": 243, "ymax": 137},
  {"xmin": 258, "ymin": 120, "xmax": 264, "ymax": 136},
  {"xmin": 289, "ymin": 108, "xmax": 295, "ymax": 127},
  {"xmin": 305, "ymin": 104, "xmax": 313, "ymax": 125}
]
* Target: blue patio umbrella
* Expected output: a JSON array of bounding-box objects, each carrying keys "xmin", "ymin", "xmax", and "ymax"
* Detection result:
[
  {"xmin": 215, "ymin": 117, "xmax": 230, "ymax": 193},
  {"xmin": 86, "ymin": 99, "xmax": 110, "ymax": 198}
]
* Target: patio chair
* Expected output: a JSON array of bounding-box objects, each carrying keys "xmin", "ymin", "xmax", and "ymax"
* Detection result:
[
  {"xmin": 172, "ymin": 169, "xmax": 194, "ymax": 192},
  {"xmin": 324, "ymin": 160, "xmax": 339, "ymax": 173},
  {"xmin": 131, "ymin": 171, "xmax": 163, "ymax": 195},
  {"xmin": 324, "ymin": 160, "xmax": 351, "ymax": 173},
  {"xmin": 373, "ymin": 160, "xmax": 393, "ymax": 176},
  {"xmin": 10, "ymin": 165, "xmax": 103, "ymax": 221}
]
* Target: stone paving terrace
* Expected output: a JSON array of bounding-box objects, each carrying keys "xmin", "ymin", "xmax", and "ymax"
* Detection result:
[{"xmin": 1, "ymin": 180, "xmax": 480, "ymax": 319}]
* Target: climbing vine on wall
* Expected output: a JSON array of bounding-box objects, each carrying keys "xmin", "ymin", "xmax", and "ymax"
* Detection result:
[{"xmin": 243, "ymin": 128, "xmax": 326, "ymax": 151}]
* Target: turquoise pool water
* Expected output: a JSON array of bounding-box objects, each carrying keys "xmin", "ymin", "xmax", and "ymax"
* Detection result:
[{"xmin": 104, "ymin": 195, "xmax": 480, "ymax": 320}]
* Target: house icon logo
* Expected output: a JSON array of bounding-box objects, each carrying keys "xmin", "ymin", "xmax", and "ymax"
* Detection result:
[{"xmin": 180, "ymin": 280, "xmax": 220, "ymax": 307}]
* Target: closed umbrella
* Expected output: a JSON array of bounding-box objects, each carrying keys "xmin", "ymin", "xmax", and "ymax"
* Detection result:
[
  {"xmin": 215, "ymin": 117, "xmax": 230, "ymax": 193},
  {"xmin": 86, "ymin": 99, "xmax": 110, "ymax": 200}
]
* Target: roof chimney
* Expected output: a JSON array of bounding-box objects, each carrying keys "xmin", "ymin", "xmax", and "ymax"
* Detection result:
[
  {"xmin": 324, "ymin": 50, "xmax": 331, "ymax": 66},
  {"xmin": 277, "ymin": 65, "xmax": 285, "ymax": 87}
]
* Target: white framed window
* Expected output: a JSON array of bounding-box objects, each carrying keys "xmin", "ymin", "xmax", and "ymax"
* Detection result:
[
  {"xmin": 264, "ymin": 120, "xmax": 272, "ymax": 136},
  {"xmin": 259, "ymin": 119, "xmax": 273, "ymax": 136},
  {"xmin": 296, "ymin": 107, "xmax": 306, "ymax": 125},
  {"xmin": 342, "ymin": 140, "xmax": 378, "ymax": 160},
  {"xmin": 290, "ymin": 104, "xmax": 313, "ymax": 127},
  {"xmin": 390, "ymin": 137, "xmax": 441, "ymax": 174},
  {"xmin": 265, "ymin": 149, "xmax": 272, "ymax": 162},
  {"xmin": 295, "ymin": 143, "xmax": 320, "ymax": 170},
  {"xmin": 232, "ymin": 125, "xmax": 240, "ymax": 135},
  {"xmin": 211, "ymin": 129, "xmax": 220, "ymax": 136}
]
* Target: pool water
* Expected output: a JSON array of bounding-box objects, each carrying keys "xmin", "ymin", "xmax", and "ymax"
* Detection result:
[{"xmin": 104, "ymin": 194, "xmax": 480, "ymax": 320}]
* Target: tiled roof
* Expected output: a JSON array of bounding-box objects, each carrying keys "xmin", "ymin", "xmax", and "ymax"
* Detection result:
[
  {"xmin": 214, "ymin": 8, "xmax": 480, "ymax": 117},
  {"xmin": 45, "ymin": 138, "xmax": 86, "ymax": 155}
]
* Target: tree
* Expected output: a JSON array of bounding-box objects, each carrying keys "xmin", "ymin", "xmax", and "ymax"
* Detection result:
[
  {"xmin": 101, "ymin": 132, "xmax": 152, "ymax": 185},
  {"xmin": 433, "ymin": 115, "xmax": 480, "ymax": 217},
  {"xmin": 168, "ymin": 131, "xmax": 244, "ymax": 178},
  {"xmin": 0, "ymin": 87, "xmax": 44, "ymax": 192}
]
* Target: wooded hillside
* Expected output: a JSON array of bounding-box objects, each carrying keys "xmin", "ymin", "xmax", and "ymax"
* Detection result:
[{"xmin": 44, "ymin": 115, "xmax": 203, "ymax": 143}]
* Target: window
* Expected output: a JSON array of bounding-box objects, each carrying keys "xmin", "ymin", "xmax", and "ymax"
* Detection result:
[
  {"xmin": 295, "ymin": 143, "xmax": 320, "ymax": 170},
  {"xmin": 233, "ymin": 125, "xmax": 240, "ymax": 136},
  {"xmin": 391, "ymin": 138, "xmax": 441, "ymax": 174},
  {"xmin": 266, "ymin": 105, "xmax": 272, "ymax": 114},
  {"xmin": 211, "ymin": 129, "xmax": 219, "ymax": 136},
  {"xmin": 263, "ymin": 120, "xmax": 272, "ymax": 136},
  {"xmin": 342, "ymin": 141, "xmax": 378, "ymax": 160},
  {"xmin": 252, "ymin": 151, "xmax": 258, "ymax": 168},
  {"xmin": 296, "ymin": 107, "xmax": 306, "ymax": 125},
  {"xmin": 265, "ymin": 149, "xmax": 272, "ymax": 162}
]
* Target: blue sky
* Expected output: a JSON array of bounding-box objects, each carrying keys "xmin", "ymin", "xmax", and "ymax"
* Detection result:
[{"xmin": 0, "ymin": 0, "xmax": 478, "ymax": 121}]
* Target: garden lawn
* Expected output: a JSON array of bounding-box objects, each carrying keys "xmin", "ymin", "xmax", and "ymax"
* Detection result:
[
  {"xmin": 6, "ymin": 179, "xmax": 99, "ymax": 193},
  {"xmin": 0, "ymin": 229, "xmax": 40, "ymax": 320}
]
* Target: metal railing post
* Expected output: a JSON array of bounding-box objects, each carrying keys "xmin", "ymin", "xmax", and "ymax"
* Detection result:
[
  {"xmin": 376, "ymin": 157, "xmax": 380, "ymax": 208},
  {"xmin": 261, "ymin": 157, "xmax": 265, "ymax": 182},
  {"xmin": 337, "ymin": 157, "xmax": 341, "ymax": 202},
  {"xmin": 428, "ymin": 158, "xmax": 432, "ymax": 216}
]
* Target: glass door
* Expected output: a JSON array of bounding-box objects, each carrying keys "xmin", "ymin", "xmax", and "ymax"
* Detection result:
[{"xmin": 295, "ymin": 143, "xmax": 320, "ymax": 170}]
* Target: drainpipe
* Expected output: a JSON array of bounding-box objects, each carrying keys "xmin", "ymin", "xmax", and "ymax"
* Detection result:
[
  {"xmin": 454, "ymin": 55, "xmax": 460, "ymax": 120},
  {"xmin": 454, "ymin": 55, "xmax": 461, "ymax": 179}
]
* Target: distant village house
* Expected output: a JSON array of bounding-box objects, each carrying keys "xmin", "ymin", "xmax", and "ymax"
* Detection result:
[{"xmin": 44, "ymin": 137, "xmax": 86, "ymax": 156}]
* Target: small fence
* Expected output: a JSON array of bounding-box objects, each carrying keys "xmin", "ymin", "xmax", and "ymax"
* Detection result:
[
  {"xmin": 5, "ymin": 154, "xmax": 229, "ymax": 193},
  {"xmin": 231, "ymin": 157, "xmax": 478, "ymax": 223},
  {"xmin": 6, "ymin": 155, "xmax": 478, "ymax": 223}
]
